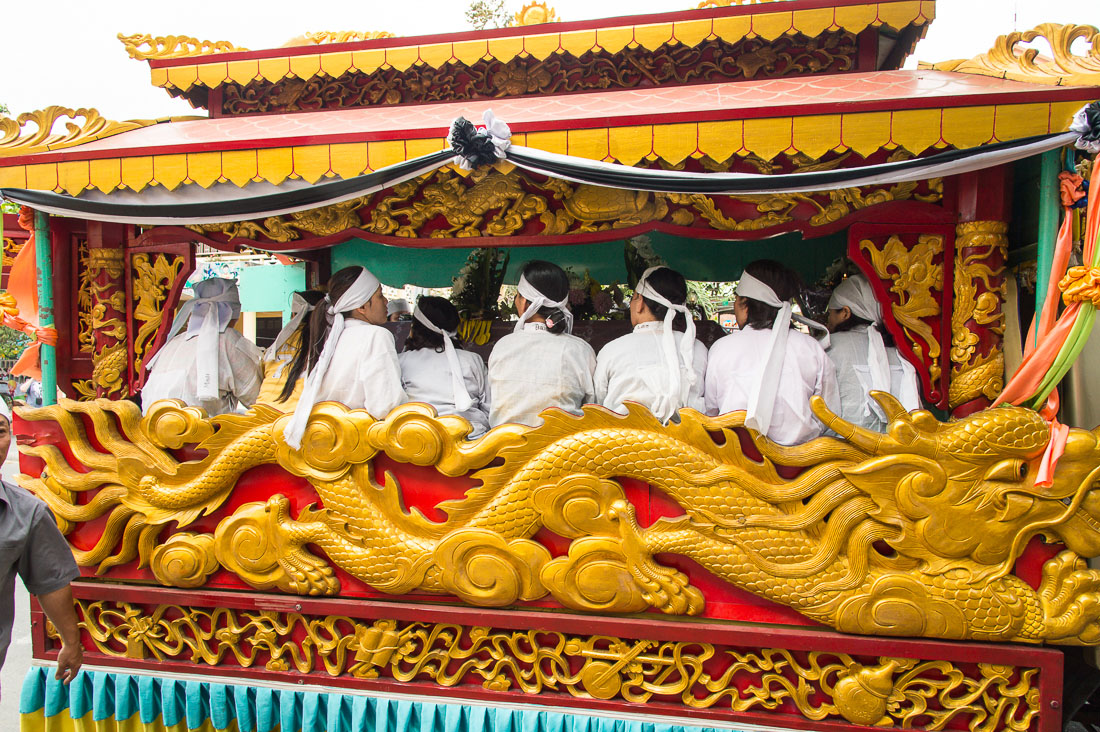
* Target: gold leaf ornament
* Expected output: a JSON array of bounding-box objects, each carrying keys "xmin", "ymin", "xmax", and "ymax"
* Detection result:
[
  {"xmin": 434, "ymin": 529, "xmax": 550, "ymax": 606},
  {"xmin": 0, "ymin": 106, "xmax": 154, "ymax": 157}
]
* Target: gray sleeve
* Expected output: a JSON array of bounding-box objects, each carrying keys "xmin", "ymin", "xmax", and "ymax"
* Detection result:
[{"xmin": 18, "ymin": 504, "xmax": 80, "ymax": 596}]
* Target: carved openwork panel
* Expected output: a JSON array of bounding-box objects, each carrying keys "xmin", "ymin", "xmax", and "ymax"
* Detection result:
[
  {"xmin": 17, "ymin": 396, "xmax": 1100, "ymax": 645},
  {"xmin": 124, "ymin": 235, "xmax": 194, "ymax": 392},
  {"xmin": 219, "ymin": 31, "xmax": 859, "ymax": 115},
  {"xmin": 849, "ymin": 223, "xmax": 957, "ymax": 407}
]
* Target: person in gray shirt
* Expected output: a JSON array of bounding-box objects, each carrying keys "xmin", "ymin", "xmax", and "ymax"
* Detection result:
[{"xmin": 0, "ymin": 398, "xmax": 82, "ymax": 691}]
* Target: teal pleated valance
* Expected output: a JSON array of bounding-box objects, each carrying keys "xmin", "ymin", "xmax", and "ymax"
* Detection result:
[{"xmin": 21, "ymin": 666, "xmax": 733, "ymax": 732}]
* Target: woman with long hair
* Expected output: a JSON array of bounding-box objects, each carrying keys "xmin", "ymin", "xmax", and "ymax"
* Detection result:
[
  {"xmin": 487, "ymin": 260, "xmax": 596, "ymax": 427},
  {"xmin": 705, "ymin": 259, "xmax": 839, "ymax": 445},
  {"xmin": 282, "ymin": 266, "xmax": 407, "ymax": 449},
  {"xmin": 256, "ymin": 290, "xmax": 325, "ymax": 408},
  {"xmin": 595, "ymin": 266, "xmax": 708, "ymax": 422},
  {"xmin": 399, "ymin": 296, "xmax": 491, "ymax": 437},
  {"xmin": 825, "ymin": 273, "xmax": 921, "ymax": 431}
]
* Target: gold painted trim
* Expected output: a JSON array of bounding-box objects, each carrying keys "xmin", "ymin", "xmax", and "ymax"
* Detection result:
[
  {"xmin": 0, "ymin": 98, "xmax": 1075, "ymax": 195},
  {"xmin": 920, "ymin": 23, "xmax": 1100, "ymax": 87},
  {"xmin": 147, "ymin": 1, "xmax": 935, "ymax": 93},
  {"xmin": 118, "ymin": 33, "xmax": 248, "ymax": 61}
]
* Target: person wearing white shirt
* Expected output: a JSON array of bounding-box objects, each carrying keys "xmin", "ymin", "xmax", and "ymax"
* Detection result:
[
  {"xmin": 488, "ymin": 260, "xmax": 596, "ymax": 428},
  {"xmin": 595, "ymin": 266, "xmax": 708, "ymax": 422},
  {"xmin": 826, "ymin": 273, "xmax": 921, "ymax": 432},
  {"xmin": 257, "ymin": 290, "xmax": 324, "ymax": 409},
  {"xmin": 705, "ymin": 260, "xmax": 840, "ymax": 445},
  {"xmin": 283, "ymin": 266, "xmax": 408, "ymax": 449},
  {"xmin": 142, "ymin": 277, "xmax": 263, "ymax": 416},
  {"xmin": 399, "ymin": 296, "xmax": 491, "ymax": 437}
]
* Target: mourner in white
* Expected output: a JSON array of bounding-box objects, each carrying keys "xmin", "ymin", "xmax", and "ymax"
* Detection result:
[
  {"xmin": 257, "ymin": 290, "xmax": 324, "ymax": 408},
  {"xmin": 488, "ymin": 260, "xmax": 596, "ymax": 428},
  {"xmin": 142, "ymin": 277, "xmax": 263, "ymax": 416},
  {"xmin": 595, "ymin": 266, "xmax": 708, "ymax": 422},
  {"xmin": 399, "ymin": 296, "xmax": 492, "ymax": 437},
  {"xmin": 826, "ymin": 273, "xmax": 921, "ymax": 431},
  {"xmin": 705, "ymin": 260, "xmax": 840, "ymax": 445},
  {"xmin": 387, "ymin": 298, "xmax": 411, "ymax": 322},
  {"xmin": 283, "ymin": 266, "xmax": 407, "ymax": 449}
]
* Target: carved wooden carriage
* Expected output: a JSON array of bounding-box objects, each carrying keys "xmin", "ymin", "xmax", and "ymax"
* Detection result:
[{"xmin": 3, "ymin": 2, "xmax": 1100, "ymax": 732}]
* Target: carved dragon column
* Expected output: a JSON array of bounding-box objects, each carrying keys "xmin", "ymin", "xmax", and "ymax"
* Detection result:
[
  {"xmin": 82, "ymin": 223, "xmax": 130, "ymax": 399},
  {"xmin": 948, "ymin": 166, "xmax": 1011, "ymax": 417}
]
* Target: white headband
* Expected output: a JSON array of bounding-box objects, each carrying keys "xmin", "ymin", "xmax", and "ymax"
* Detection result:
[
  {"xmin": 149, "ymin": 278, "xmax": 240, "ymax": 402},
  {"xmin": 636, "ymin": 266, "xmax": 696, "ymax": 421},
  {"xmin": 284, "ymin": 268, "xmax": 381, "ymax": 449},
  {"xmin": 829, "ymin": 275, "xmax": 891, "ymax": 419},
  {"xmin": 265, "ymin": 292, "xmax": 318, "ymax": 364},
  {"xmin": 736, "ymin": 270, "xmax": 829, "ymax": 436},
  {"xmin": 413, "ymin": 304, "xmax": 474, "ymax": 411},
  {"xmin": 514, "ymin": 272, "xmax": 573, "ymax": 334}
]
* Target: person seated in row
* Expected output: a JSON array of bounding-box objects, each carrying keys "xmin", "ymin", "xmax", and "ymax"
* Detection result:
[
  {"xmin": 256, "ymin": 290, "xmax": 325, "ymax": 409},
  {"xmin": 705, "ymin": 260, "xmax": 839, "ymax": 446},
  {"xmin": 283, "ymin": 266, "xmax": 406, "ymax": 449},
  {"xmin": 488, "ymin": 260, "xmax": 596, "ymax": 428},
  {"xmin": 142, "ymin": 277, "xmax": 263, "ymax": 416},
  {"xmin": 825, "ymin": 273, "xmax": 921, "ymax": 432},
  {"xmin": 595, "ymin": 265, "xmax": 708, "ymax": 423},
  {"xmin": 399, "ymin": 296, "xmax": 491, "ymax": 437}
]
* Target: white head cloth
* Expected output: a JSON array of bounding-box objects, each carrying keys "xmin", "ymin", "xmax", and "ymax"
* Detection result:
[
  {"xmin": 635, "ymin": 266, "xmax": 696, "ymax": 420},
  {"xmin": 736, "ymin": 271, "xmax": 829, "ymax": 437},
  {"xmin": 514, "ymin": 272, "xmax": 573, "ymax": 334},
  {"xmin": 264, "ymin": 292, "xmax": 318, "ymax": 380},
  {"xmin": 150, "ymin": 278, "xmax": 241, "ymax": 402},
  {"xmin": 829, "ymin": 274, "xmax": 907, "ymax": 419},
  {"xmin": 0, "ymin": 395, "xmax": 10, "ymax": 422},
  {"xmin": 284, "ymin": 267, "xmax": 380, "ymax": 449},
  {"xmin": 387, "ymin": 298, "xmax": 410, "ymax": 317},
  {"xmin": 413, "ymin": 304, "xmax": 474, "ymax": 411},
  {"xmin": 452, "ymin": 110, "xmax": 512, "ymax": 171}
]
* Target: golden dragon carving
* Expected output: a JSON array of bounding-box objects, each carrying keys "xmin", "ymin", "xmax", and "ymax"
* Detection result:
[{"xmin": 18, "ymin": 395, "xmax": 1100, "ymax": 644}]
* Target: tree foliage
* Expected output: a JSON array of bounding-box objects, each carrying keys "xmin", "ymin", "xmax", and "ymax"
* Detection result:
[
  {"xmin": 0, "ymin": 102, "xmax": 8, "ymax": 116},
  {"xmin": 466, "ymin": 0, "xmax": 512, "ymax": 30},
  {"xmin": 0, "ymin": 328, "xmax": 30, "ymax": 360}
]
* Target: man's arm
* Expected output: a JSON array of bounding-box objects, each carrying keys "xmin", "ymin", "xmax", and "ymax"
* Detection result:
[{"xmin": 36, "ymin": 584, "xmax": 82, "ymax": 682}]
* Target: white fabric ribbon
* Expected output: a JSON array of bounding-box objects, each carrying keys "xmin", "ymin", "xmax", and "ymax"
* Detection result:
[
  {"xmin": 284, "ymin": 267, "xmax": 381, "ymax": 449},
  {"xmin": 147, "ymin": 278, "xmax": 241, "ymax": 402},
  {"xmin": 264, "ymin": 293, "xmax": 318, "ymax": 379},
  {"xmin": 635, "ymin": 266, "xmax": 696, "ymax": 421},
  {"xmin": 514, "ymin": 273, "xmax": 573, "ymax": 334},
  {"xmin": 451, "ymin": 110, "xmax": 512, "ymax": 171},
  {"xmin": 736, "ymin": 271, "xmax": 829, "ymax": 436},
  {"xmin": 829, "ymin": 274, "xmax": 916, "ymax": 420},
  {"xmin": 412, "ymin": 305, "xmax": 474, "ymax": 411}
]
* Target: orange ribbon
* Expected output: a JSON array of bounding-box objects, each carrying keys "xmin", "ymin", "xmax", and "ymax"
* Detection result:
[{"xmin": 1059, "ymin": 266, "xmax": 1100, "ymax": 307}]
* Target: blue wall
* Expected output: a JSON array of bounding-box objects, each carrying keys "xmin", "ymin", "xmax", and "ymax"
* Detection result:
[{"xmin": 238, "ymin": 263, "xmax": 307, "ymax": 322}]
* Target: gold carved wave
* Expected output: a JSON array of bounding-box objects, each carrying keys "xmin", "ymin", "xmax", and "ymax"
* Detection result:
[
  {"xmin": 118, "ymin": 33, "xmax": 248, "ymax": 60},
  {"xmin": 0, "ymin": 106, "xmax": 157, "ymax": 157},
  {"xmin": 19, "ymin": 394, "xmax": 1100, "ymax": 645},
  {"xmin": 60, "ymin": 598, "xmax": 1039, "ymax": 730}
]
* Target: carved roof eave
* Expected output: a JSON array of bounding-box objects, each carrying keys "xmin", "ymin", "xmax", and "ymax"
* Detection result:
[
  {"xmin": 0, "ymin": 107, "xmax": 202, "ymax": 158},
  {"xmin": 142, "ymin": 0, "xmax": 936, "ymax": 96},
  {"xmin": 919, "ymin": 23, "xmax": 1100, "ymax": 87}
]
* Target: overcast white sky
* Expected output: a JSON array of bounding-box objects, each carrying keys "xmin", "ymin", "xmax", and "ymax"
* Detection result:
[{"xmin": 0, "ymin": 0, "xmax": 1096, "ymax": 121}]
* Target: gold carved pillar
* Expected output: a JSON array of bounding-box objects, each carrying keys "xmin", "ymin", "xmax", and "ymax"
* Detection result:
[
  {"xmin": 78, "ymin": 225, "xmax": 130, "ymax": 399},
  {"xmin": 948, "ymin": 221, "xmax": 1008, "ymax": 416}
]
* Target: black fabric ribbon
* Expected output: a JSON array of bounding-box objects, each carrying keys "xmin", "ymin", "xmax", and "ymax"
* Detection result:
[{"xmin": 448, "ymin": 117, "xmax": 500, "ymax": 169}]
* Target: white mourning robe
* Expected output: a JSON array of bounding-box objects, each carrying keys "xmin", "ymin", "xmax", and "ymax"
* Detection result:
[
  {"xmin": 399, "ymin": 347, "xmax": 492, "ymax": 437},
  {"xmin": 704, "ymin": 326, "xmax": 840, "ymax": 445},
  {"xmin": 311, "ymin": 319, "xmax": 407, "ymax": 418},
  {"xmin": 142, "ymin": 329, "xmax": 263, "ymax": 416},
  {"xmin": 595, "ymin": 321, "xmax": 709, "ymax": 421},
  {"xmin": 488, "ymin": 323, "xmax": 596, "ymax": 428},
  {"xmin": 826, "ymin": 327, "xmax": 921, "ymax": 432}
]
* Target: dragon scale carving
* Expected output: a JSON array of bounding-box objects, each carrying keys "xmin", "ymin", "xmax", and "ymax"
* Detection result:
[{"xmin": 18, "ymin": 396, "xmax": 1100, "ymax": 644}]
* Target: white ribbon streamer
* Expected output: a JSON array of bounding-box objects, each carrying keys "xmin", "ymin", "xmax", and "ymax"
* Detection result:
[
  {"xmin": 412, "ymin": 305, "xmax": 474, "ymax": 411},
  {"xmin": 514, "ymin": 273, "xmax": 573, "ymax": 334},
  {"xmin": 829, "ymin": 274, "xmax": 917, "ymax": 420},
  {"xmin": 635, "ymin": 266, "xmax": 696, "ymax": 421},
  {"xmin": 284, "ymin": 267, "xmax": 381, "ymax": 449},
  {"xmin": 147, "ymin": 278, "xmax": 240, "ymax": 402},
  {"xmin": 736, "ymin": 271, "xmax": 829, "ymax": 437}
]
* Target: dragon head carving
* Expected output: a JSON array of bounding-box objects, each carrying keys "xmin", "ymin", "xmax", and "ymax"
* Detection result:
[{"xmin": 812, "ymin": 393, "xmax": 1100, "ymax": 578}]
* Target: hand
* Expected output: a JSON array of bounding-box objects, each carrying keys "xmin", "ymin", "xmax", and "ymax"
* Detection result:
[{"xmin": 54, "ymin": 642, "xmax": 83, "ymax": 684}]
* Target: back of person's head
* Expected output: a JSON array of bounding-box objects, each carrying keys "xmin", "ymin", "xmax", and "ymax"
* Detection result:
[
  {"xmin": 407, "ymin": 296, "xmax": 462, "ymax": 353},
  {"xmin": 638, "ymin": 266, "xmax": 689, "ymax": 330},
  {"xmin": 519, "ymin": 260, "xmax": 571, "ymax": 334},
  {"xmin": 829, "ymin": 275, "xmax": 896, "ymax": 346},
  {"xmin": 739, "ymin": 259, "xmax": 804, "ymax": 330},
  {"xmin": 277, "ymin": 289, "xmax": 328, "ymax": 403},
  {"xmin": 303, "ymin": 266, "xmax": 369, "ymax": 375}
]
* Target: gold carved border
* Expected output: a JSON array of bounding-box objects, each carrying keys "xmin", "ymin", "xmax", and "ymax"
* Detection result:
[{"xmin": 59, "ymin": 598, "xmax": 1040, "ymax": 731}]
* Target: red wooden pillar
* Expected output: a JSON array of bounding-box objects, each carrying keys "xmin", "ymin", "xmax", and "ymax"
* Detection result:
[{"xmin": 948, "ymin": 165, "xmax": 1012, "ymax": 417}]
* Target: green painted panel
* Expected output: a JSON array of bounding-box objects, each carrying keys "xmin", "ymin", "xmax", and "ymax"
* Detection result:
[{"xmin": 238, "ymin": 263, "xmax": 307, "ymax": 320}]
